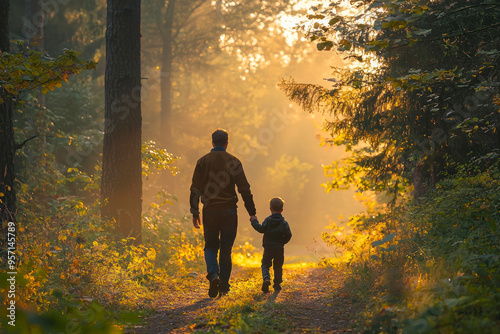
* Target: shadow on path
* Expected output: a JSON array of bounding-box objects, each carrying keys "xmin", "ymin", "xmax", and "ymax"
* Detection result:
[{"xmin": 131, "ymin": 266, "xmax": 364, "ymax": 333}]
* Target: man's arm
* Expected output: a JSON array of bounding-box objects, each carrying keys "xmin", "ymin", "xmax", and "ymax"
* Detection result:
[
  {"xmin": 233, "ymin": 160, "xmax": 256, "ymax": 216},
  {"xmin": 190, "ymin": 161, "xmax": 203, "ymax": 228},
  {"xmin": 192, "ymin": 216, "xmax": 201, "ymax": 229},
  {"xmin": 189, "ymin": 188, "xmax": 201, "ymax": 217}
]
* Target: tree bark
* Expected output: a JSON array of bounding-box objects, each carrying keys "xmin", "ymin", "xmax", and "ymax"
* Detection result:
[
  {"xmin": 102, "ymin": 0, "xmax": 142, "ymax": 244},
  {"xmin": 25, "ymin": 0, "xmax": 44, "ymax": 51},
  {"xmin": 0, "ymin": 0, "xmax": 9, "ymax": 51},
  {"xmin": 0, "ymin": 0, "xmax": 16, "ymax": 264},
  {"xmin": 25, "ymin": 0, "xmax": 45, "ymax": 107},
  {"xmin": 160, "ymin": 0, "xmax": 176, "ymax": 149},
  {"xmin": 0, "ymin": 99, "xmax": 16, "ymax": 222}
]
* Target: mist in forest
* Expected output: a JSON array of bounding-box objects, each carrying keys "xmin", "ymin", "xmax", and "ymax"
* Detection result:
[
  {"xmin": 7, "ymin": 0, "xmax": 366, "ymax": 259},
  {"xmin": 141, "ymin": 38, "xmax": 366, "ymax": 259}
]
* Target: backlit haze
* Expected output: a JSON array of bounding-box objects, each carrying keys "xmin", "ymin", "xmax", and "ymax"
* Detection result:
[{"xmin": 142, "ymin": 0, "xmax": 366, "ymax": 262}]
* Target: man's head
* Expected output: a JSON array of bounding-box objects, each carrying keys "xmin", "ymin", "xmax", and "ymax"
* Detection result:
[
  {"xmin": 212, "ymin": 129, "xmax": 229, "ymax": 148},
  {"xmin": 269, "ymin": 197, "xmax": 284, "ymax": 213}
]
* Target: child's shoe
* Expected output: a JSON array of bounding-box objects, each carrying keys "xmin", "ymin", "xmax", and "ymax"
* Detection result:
[{"xmin": 262, "ymin": 278, "xmax": 271, "ymax": 293}]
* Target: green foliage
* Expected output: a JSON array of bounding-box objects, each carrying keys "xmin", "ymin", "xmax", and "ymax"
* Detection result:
[
  {"xmin": 0, "ymin": 300, "xmax": 118, "ymax": 334},
  {"xmin": 322, "ymin": 164, "xmax": 500, "ymax": 333},
  {"xmin": 141, "ymin": 140, "xmax": 179, "ymax": 178},
  {"xmin": 419, "ymin": 164, "xmax": 500, "ymax": 257},
  {"xmin": 287, "ymin": 3, "xmax": 499, "ymax": 332},
  {"xmin": 2, "ymin": 98, "xmax": 198, "ymax": 332},
  {"xmin": 284, "ymin": 7, "xmax": 500, "ymax": 328},
  {"xmin": 281, "ymin": 0, "xmax": 500, "ymax": 195},
  {"xmin": 142, "ymin": 195, "xmax": 205, "ymax": 275},
  {"xmin": 45, "ymin": 70, "xmax": 103, "ymax": 134},
  {"xmin": 0, "ymin": 41, "xmax": 96, "ymax": 101},
  {"xmin": 1, "ymin": 151, "xmax": 204, "ymax": 331}
]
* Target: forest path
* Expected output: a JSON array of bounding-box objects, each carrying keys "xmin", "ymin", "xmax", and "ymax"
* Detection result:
[{"xmin": 131, "ymin": 265, "xmax": 362, "ymax": 333}]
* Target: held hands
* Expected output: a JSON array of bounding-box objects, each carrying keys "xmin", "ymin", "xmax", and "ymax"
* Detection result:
[
  {"xmin": 193, "ymin": 216, "xmax": 201, "ymax": 229},
  {"xmin": 249, "ymin": 215, "xmax": 257, "ymax": 222}
]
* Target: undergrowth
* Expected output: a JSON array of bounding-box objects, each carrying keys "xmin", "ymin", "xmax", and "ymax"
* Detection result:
[
  {"xmin": 0, "ymin": 142, "xmax": 245, "ymax": 333},
  {"xmin": 321, "ymin": 163, "xmax": 500, "ymax": 333}
]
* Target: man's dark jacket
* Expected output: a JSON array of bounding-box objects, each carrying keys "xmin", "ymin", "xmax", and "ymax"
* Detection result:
[
  {"xmin": 251, "ymin": 213, "xmax": 292, "ymax": 249},
  {"xmin": 190, "ymin": 148, "xmax": 256, "ymax": 217}
]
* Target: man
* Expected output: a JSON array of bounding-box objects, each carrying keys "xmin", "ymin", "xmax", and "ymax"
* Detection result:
[{"xmin": 190, "ymin": 129, "xmax": 257, "ymax": 298}]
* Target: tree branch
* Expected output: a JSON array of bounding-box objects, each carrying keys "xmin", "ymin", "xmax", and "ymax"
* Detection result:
[
  {"xmin": 172, "ymin": 0, "xmax": 208, "ymax": 41},
  {"xmin": 384, "ymin": 22, "xmax": 500, "ymax": 53},
  {"xmin": 446, "ymin": 4, "xmax": 500, "ymax": 17},
  {"xmin": 440, "ymin": 22, "xmax": 500, "ymax": 40},
  {"xmin": 15, "ymin": 134, "xmax": 38, "ymax": 151}
]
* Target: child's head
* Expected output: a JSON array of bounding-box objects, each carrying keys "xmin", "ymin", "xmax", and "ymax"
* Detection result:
[{"xmin": 269, "ymin": 197, "xmax": 284, "ymax": 214}]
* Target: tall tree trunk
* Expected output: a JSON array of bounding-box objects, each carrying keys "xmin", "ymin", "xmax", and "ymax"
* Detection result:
[
  {"xmin": 0, "ymin": 99, "xmax": 15, "ymax": 222},
  {"xmin": 25, "ymin": 0, "xmax": 45, "ymax": 107},
  {"xmin": 160, "ymin": 0, "xmax": 176, "ymax": 149},
  {"xmin": 0, "ymin": 0, "xmax": 9, "ymax": 51},
  {"xmin": 0, "ymin": 0, "xmax": 16, "ymax": 264},
  {"xmin": 102, "ymin": 0, "xmax": 142, "ymax": 244},
  {"xmin": 413, "ymin": 164, "xmax": 425, "ymax": 200},
  {"xmin": 25, "ymin": 0, "xmax": 44, "ymax": 50}
]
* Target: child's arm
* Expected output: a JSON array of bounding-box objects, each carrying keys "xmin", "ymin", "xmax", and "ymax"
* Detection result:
[
  {"xmin": 250, "ymin": 218, "xmax": 266, "ymax": 233},
  {"xmin": 283, "ymin": 222, "xmax": 292, "ymax": 244}
]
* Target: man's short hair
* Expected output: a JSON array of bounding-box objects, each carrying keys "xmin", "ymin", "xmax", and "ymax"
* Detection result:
[
  {"xmin": 212, "ymin": 129, "xmax": 229, "ymax": 147},
  {"xmin": 270, "ymin": 197, "xmax": 284, "ymax": 212}
]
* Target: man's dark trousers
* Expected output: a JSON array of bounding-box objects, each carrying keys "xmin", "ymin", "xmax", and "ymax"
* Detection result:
[
  {"xmin": 261, "ymin": 247, "xmax": 284, "ymax": 287},
  {"xmin": 202, "ymin": 208, "xmax": 238, "ymax": 292}
]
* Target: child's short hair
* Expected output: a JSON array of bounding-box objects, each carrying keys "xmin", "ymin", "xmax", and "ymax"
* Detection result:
[{"xmin": 270, "ymin": 197, "xmax": 284, "ymax": 212}]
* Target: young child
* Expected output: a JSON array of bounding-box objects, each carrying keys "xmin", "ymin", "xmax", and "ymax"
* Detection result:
[{"xmin": 250, "ymin": 197, "xmax": 292, "ymax": 293}]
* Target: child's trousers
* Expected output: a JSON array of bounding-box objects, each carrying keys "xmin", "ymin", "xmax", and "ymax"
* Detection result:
[{"xmin": 261, "ymin": 247, "xmax": 284, "ymax": 287}]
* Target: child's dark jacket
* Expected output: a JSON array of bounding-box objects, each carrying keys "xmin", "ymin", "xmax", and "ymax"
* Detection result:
[{"xmin": 251, "ymin": 213, "xmax": 292, "ymax": 250}]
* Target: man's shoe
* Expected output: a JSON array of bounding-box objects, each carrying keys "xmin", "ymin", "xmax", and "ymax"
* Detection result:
[
  {"xmin": 219, "ymin": 282, "xmax": 230, "ymax": 297},
  {"xmin": 208, "ymin": 277, "xmax": 220, "ymax": 298},
  {"xmin": 262, "ymin": 279, "xmax": 271, "ymax": 293},
  {"xmin": 273, "ymin": 284, "xmax": 282, "ymax": 293}
]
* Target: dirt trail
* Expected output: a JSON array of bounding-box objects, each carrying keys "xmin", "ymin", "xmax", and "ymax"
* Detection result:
[
  {"xmin": 279, "ymin": 266, "xmax": 361, "ymax": 333},
  {"xmin": 131, "ymin": 266, "xmax": 362, "ymax": 333}
]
